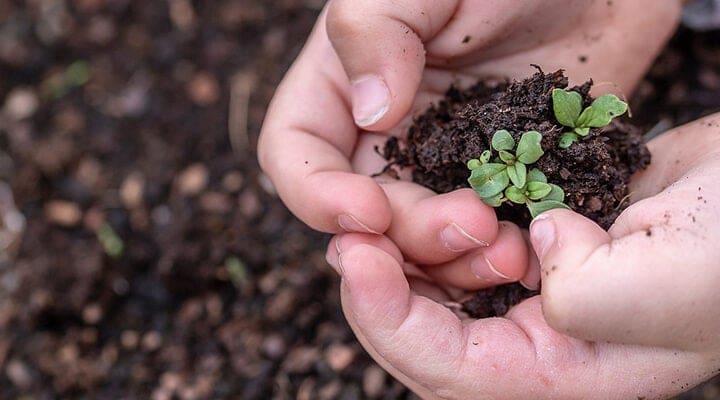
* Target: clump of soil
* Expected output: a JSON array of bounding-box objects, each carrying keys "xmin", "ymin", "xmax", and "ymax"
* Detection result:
[{"xmin": 382, "ymin": 68, "xmax": 651, "ymax": 318}]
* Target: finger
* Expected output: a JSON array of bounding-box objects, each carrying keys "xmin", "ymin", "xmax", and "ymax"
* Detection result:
[
  {"xmin": 530, "ymin": 115, "xmax": 720, "ymax": 350},
  {"xmin": 381, "ymin": 183, "xmax": 499, "ymax": 264},
  {"xmin": 519, "ymin": 229, "xmax": 541, "ymax": 290},
  {"xmin": 338, "ymin": 241, "xmax": 711, "ymax": 399},
  {"xmin": 258, "ymin": 10, "xmax": 392, "ymax": 234},
  {"xmin": 421, "ymin": 221, "xmax": 529, "ymax": 290},
  {"xmin": 326, "ymin": 0, "xmax": 458, "ymax": 129},
  {"xmin": 531, "ymin": 203, "xmax": 720, "ymax": 351},
  {"xmin": 459, "ymin": 0, "xmax": 682, "ymax": 96}
]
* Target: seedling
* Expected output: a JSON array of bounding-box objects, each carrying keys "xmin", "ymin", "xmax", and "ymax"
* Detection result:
[
  {"xmin": 552, "ymin": 88, "xmax": 628, "ymax": 148},
  {"xmin": 467, "ymin": 130, "xmax": 570, "ymax": 218}
]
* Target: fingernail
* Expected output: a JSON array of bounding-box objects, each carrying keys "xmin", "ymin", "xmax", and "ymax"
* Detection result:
[
  {"xmin": 351, "ymin": 76, "xmax": 390, "ymax": 127},
  {"xmin": 338, "ymin": 214, "xmax": 379, "ymax": 234},
  {"xmin": 325, "ymin": 238, "xmax": 343, "ymax": 275},
  {"xmin": 530, "ymin": 216, "xmax": 556, "ymax": 260},
  {"xmin": 337, "ymin": 253, "xmax": 346, "ymax": 278},
  {"xmin": 440, "ymin": 223, "xmax": 488, "ymax": 252},
  {"xmin": 519, "ymin": 277, "xmax": 539, "ymax": 291},
  {"xmin": 335, "ymin": 236, "xmax": 343, "ymax": 255},
  {"xmin": 471, "ymin": 254, "xmax": 512, "ymax": 282}
]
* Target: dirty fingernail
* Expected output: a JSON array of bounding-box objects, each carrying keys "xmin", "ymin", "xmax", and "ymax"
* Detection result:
[
  {"xmin": 351, "ymin": 76, "xmax": 390, "ymax": 127},
  {"xmin": 440, "ymin": 223, "xmax": 488, "ymax": 252},
  {"xmin": 338, "ymin": 214, "xmax": 379, "ymax": 234},
  {"xmin": 471, "ymin": 254, "xmax": 512, "ymax": 282},
  {"xmin": 519, "ymin": 276, "xmax": 540, "ymax": 291},
  {"xmin": 530, "ymin": 217, "xmax": 556, "ymax": 259}
]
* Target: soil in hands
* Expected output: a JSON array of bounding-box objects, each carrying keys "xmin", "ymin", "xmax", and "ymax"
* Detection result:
[{"xmin": 382, "ymin": 69, "xmax": 651, "ymax": 318}]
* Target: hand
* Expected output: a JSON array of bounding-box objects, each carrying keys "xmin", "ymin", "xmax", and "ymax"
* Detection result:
[
  {"xmin": 258, "ymin": 0, "xmax": 684, "ymax": 290},
  {"xmin": 326, "ymin": 216, "xmax": 720, "ymax": 399},
  {"xmin": 532, "ymin": 113, "xmax": 720, "ymax": 352}
]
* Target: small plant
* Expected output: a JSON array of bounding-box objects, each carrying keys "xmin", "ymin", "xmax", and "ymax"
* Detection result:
[
  {"xmin": 552, "ymin": 88, "xmax": 628, "ymax": 148},
  {"xmin": 467, "ymin": 130, "xmax": 570, "ymax": 218}
]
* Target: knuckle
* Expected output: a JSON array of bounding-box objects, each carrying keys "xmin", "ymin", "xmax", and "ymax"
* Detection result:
[{"xmin": 326, "ymin": 0, "xmax": 366, "ymax": 43}]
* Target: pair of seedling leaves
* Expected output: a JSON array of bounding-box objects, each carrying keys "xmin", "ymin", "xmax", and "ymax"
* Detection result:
[
  {"xmin": 467, "ymin": 130, "xmax": 569, "ymax": 218},
  {"xmin": 467, "ymin": 88, "xmax": 629, "ymax": 217},
  {"xmin": 552, "ymin": 88, "xmax": 628, "ymax": 148}
]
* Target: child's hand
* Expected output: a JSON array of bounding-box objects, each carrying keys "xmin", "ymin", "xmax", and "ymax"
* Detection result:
[
  {"xmin": 258, "ymin": 0, "xmax": 683, "ymax": 289},
  {"xmin": 326, "ymin": 231, "xmax": 719, "ymax": 400},
  {"xmin": 532, "ymin": 113, "xmax": 720, "ymax": 352}
]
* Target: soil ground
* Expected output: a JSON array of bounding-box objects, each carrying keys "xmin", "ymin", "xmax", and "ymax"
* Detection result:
[{"xmin": 0, "ymin": 1, "xmax": 718, "ymax": 399}]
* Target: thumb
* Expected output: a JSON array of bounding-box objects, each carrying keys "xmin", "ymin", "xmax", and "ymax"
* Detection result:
[
  {"xmin": 529, "ymin": 204, "xmax": 720, "ymax": 351},
  {"xmin": 528, "ymin": 209, "xmax": 611, "ymax": 337},
  {"xmin": 325, "ymin": 0, "xmax": 458, "ymax": 130}
]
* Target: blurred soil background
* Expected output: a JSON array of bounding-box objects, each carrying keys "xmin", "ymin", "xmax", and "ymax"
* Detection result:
[{"xmin": 0, "ymin": 1, "xmax": 717, "ymax": 399}]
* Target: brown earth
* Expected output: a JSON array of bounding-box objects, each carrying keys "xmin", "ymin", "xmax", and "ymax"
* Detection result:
[{"xmin": 0, "ymin": 1, "xmax": 718, "ymax": 398}]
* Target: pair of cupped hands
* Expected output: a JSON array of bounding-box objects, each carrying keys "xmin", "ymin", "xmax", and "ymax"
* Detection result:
[{"xmin": 259, "ymin": 1, "xmax": 720, "ymax": 398}]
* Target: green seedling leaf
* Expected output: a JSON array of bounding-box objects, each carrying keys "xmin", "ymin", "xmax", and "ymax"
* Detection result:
[
  {"xmin": 225, "ymin": 256, "xmax": 249, "ymax": 288},
  {"xmin": 516, "ymin": 131, "xmax": 544, "ymax": 164},
  {"xmin": 97, "ymin": 223, "xmax": 124, "ymax": 259},
  {"xmin": 574, "ymin": 127, "xmax": 590, "ymax": 136},
  {"xmin": 527, "ymin": 200, "xmax": 571, "ymax": 219},
  {"xmin": 507, "ymin": 162, "xmax": 527, "ymax": 188},
  {"xmin": 527, "ymin": 168, "xmax": 547, "ymax": 183},
  {"xmin": 482, "ymin": 193, "xmax": 505, "ymax": 207},
  {"xmin": 552, "ymin": 89, "xmax": 583, "ymax": 128},
  {"xmin": 544, "ymin": 184, "xmax": 566, "ymax": 202},
  {"xmin": 505, "ymin": 186, "xmax": 527, "ymax": 204},
  {"xmin": 492, "ymin": 130, "xmax": 515, "ymax": 151},
  {"xmin": 499, "ymin": 150, "xmax": 515, "ymax": 164},
  {"xmin": 480, "ymin": 150, "xmax": 492, "ymax": 164},
  {"xmin": 467, "ymin": 159, "xmax": 482, "ymax": 170},
  {"xmin": 527, "ymin": 181, "xmax": 552, "ymax": 200},
  {"xmin": 576, "ymin": 94, "xmax": 628, "ymax": 128},
  {"xmin": 468, "ymin": 163, "xmax": 509, "ymax": 198},
  {"xmin": 559, "ymin": 133, "xmax": 579, "ymax": 149},
  {"xmin": 66, "ymin": 60, "xmax": 91, "ymax": 87}
]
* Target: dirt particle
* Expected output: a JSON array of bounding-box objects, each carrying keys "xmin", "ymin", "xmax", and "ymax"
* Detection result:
[
  {"xmin": 645, "ymin": 229, "xmax": 652, "ymax": 237},
  {"xmin": 44, "ymin": 200, "xmax": 82, "ymax": 227},
  {"xmin": 324, "ymin": 343, "xmax": 356, "ymax": 372},
  {"xmin": 187, "ymin": 72, "xmax": 220, "ymax": 106},
  {"xmin": 578, "ymin": 55, "xmax": 588, "ymax": 63},
  {"xmin": 120, "ymin": 173, "xmax": 145, "ymax": 209},
  {"xmin": 176, "ymin": 163, "xmax": 209, "ymax": 196},
  {"xmin": 363, "ymin": 365, "xmax": 387, "ymax": 398},
  {"xmin": 462, "ymin": 35, "xmax": 471, "ymax": 43}
]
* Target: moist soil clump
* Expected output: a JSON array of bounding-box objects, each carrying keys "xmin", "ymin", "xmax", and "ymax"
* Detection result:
[{"xmin": 383, "ymin": 69, "xmax": 651, "ymax": 318}]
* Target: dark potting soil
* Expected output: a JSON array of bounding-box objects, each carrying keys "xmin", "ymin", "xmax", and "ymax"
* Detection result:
[{"xmin": 382, "ymin": 69, "xmax": 651, "ymax": 319}]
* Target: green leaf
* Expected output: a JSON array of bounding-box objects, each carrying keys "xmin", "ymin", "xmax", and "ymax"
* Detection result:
[
  {"xmin": 559, "ymin": 133, "xmax": 579, "ymax": 149},
  {"xmin": 505, "ymin": 186, "xmax": 527, "ymax": 204},
  {"xmin": 552, "ymin": 89, "xmax": 583, "ymax": 128},
  {"xmin": 527, "ymin": 200, "xmax": 571, "ymax": 219},
  {"xmin": 527, "ymin": 168, "xmax": 547, "ymax": 183},
  {"xmin": 507, "ymin": 162, "xmax": 527, "ymax": 188},
  {"xmin": 516, "ymin": 131, "xmax": 544, "ymax": 164},
  {"xmin": 480, "ymin": 150, "xmax": 492, "ymax": 164},
  {"xmin": 544, "ymin": 184, "xmax": 566, "ymax": 202},
  {"xmin": 492, "ymin": 130, "xmax": 515, "ymax": 151},
  {"xmin": 526, "ymin": 181, "xmax": 552, "ymax": 200},
  {"xmin": 97, "ymin": 223, "xmax": 124, "ymax": 258},
  {"xmin": 467, "ymin": 159, "xmax": 481, "ymax": 170},
  {"xmin": 468, "ymin": 163, "xmax": 509, "ymax": 198},
  {"xmin": 482, "ymin": 193, "xmax": 505, "ymax": 207},
  {"xmin": 498, "ymin": 150, "xmax": 515, "ymax": 164},
  {"xmin": 574, "ymin": 127, "xmax": 590, "ymax": 136},
  {"xmin": 576, "ymin": 94, "xmax": 628, "ymax": 128}
]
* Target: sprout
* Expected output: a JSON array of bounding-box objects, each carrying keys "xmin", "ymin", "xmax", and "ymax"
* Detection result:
[
  {"xmin": 552, "ymin": 88, "xmax": 628, "ymax": 148},
  {"xmin": 467, "ymin": 130, "xmax": 570, "ymax": 218}
]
